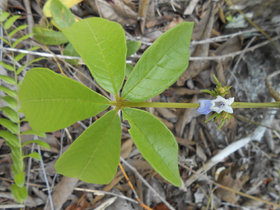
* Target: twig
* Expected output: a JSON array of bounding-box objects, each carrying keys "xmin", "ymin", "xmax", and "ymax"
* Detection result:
[
  {"xmin": 23, "ymin": 143, "xmax": 35, "ymax": 210},
  {"xmin": 120, "ymin": 157, "xmax": 175, "ymax": 210},
  {"xmin": 23, "ymin": 0, "xmax": 34, "ymax": 62},
  {"xmin": 37, "ymin": 145, "xmax": 54, "ymax": 210},
  {"xmin": 74, "ymin": 187, "xmax": 138, "ymax": 204},
  {"xmin": 2, "ymin": 35, "xmax": 279, "ymax": 62},
  {"xmin": 190, "ymin": 35, "xmax": 280, "ymax": 61},
  {"xmin": 183, "ymin": 0, "xmax": 199, "ymax": 15},
  {"xmin": 0, "ymin": 204, "xmax": 24, "ymax": 208},
  {"xmin": 266, "ymin": 70, "xmax": 280, "ymax": 101},
  {"xmin": 118, "ymin": 162, "xmax": 153, "ymax": 210}
]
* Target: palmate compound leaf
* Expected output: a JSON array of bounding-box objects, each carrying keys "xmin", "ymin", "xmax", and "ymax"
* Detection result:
[
  {"xmin": 62, "ymin": 18, "xmax": 126, "ymax": 95},
  {"xmin": 122, "ymin": 108, "xmax": 181, "ymax": 186},
  {"xmin": 122, "ymin": 22, "xmax": 194, "ymax": 102},
  {"xmin": 55, "ymin": 109, "xmax": 121, "ymax": 184},
  {"xmin": 18, "ymin": 68, "xmax": 110, "ymax": 132}
]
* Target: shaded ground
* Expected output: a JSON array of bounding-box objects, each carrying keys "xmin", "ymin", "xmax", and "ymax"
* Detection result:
[{"xmin": 0, "ymin": 0, "xmax": 280, "ymax": 209}]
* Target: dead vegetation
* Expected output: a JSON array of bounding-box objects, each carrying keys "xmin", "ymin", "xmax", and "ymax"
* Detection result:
[{"xmin": 1, "ymin": 0, "xmax": 280, "ymax": 209}]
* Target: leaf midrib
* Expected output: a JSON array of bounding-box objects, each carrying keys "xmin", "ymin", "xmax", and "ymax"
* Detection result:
[
  {"xmin": 21, "ymin": 98, "xmax": 109, "ymax": 105},
  {"xmin": 85, "ymin": 20, "xmax": 117, "ymax": 94}
]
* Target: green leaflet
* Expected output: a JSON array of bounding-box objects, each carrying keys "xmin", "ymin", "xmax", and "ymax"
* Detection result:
[
  {"xmin": 0, "ymin": 61, "xmax": 15, "ymax": 71},
  {"xmin": 63, "ymin": 43, "xmax": 79, "ymax": 66},
  {"xmin": 4, "ymin": 15, "xmax": 20, "ymax": 30},
  {"xmin": 21, "ymin": 130, "xmax": 46, "ymax": 138},
  {"xmin": 22, "ymin": 140, "xmax": 50, "ymax": 149},
  {"xmin": 0, "ymin": 74, "xmax": 16, "ymax": 85},
  {"xmin": 55, "ymin": 110, "xmax": 121, "ymax": 184},
  {"xmin": 24, "ymin": 152, "xmax": 41, "ymax": 160},
  {"xmin": 0, "ymin": 11, "xmax": 10, "ymax": 22},
  {"xmin": 122, "ymin": 22, "xmax": 193, "ymax": 102},
  {"xmin": 126, "ymin": 40, "xmax": 141, "ymax": 57},
  {"xmin": 2, "ymin": 95, "xmax": 17, "ymax": 110},
  {"xmin": 62, "ymin": 18, "xmax": 126, "ymax": 94},
  {"xmin": 0, "ymin": 118, "xmax": 18, "ymax": 134},
  {"xmin": 1, "ymin": 106, "xmax": 19, "ymax": 123},
  {"xmin": 0, "ymin": 86, "xmax": 16, "ymax": 97},
  {"xmin": 18, "ymin": 68, "xmax": 110, "ymax": 132},
  {"xmin": 8, "ymin": 24, "xmax": 28, "ymax": 38},
  {"xmin": 50, "ymin": 0, "xmax": 76, "ymax": 29},
  {"xmin": 14, "ymin": 172, "xmax": 25, "ymax": 187},
  {"xmin": 0, "ymin": 130, "xmax": 19, "ymax": 148},
  {"xmin": 33, "ymin": 26, "xmax": 68, "ymax": 45},
  {"xmin": 12, "ymin": 33, "xmax": 32, "ymax": 48},
  {"xmin": 10, "ymin": 184, "xmax": 27, "ymax": 203},
  {"xmin": 123, "ymin": 108, "xmax": 181, "ymax": 186}
]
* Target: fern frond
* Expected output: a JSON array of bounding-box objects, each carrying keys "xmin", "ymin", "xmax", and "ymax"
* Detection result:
[{"xmin": 0, "ymin": 11, "xmax": 49, "ymax": 203}]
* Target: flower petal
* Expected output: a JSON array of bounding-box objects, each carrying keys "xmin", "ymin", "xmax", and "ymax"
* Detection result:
[
  {"xmin": 223, "ymin": 106, "xmax": 233, "ymax": 114},
  {"xmin": 197, "ymin": 100, "xmax": 212, "ymax": 115}
]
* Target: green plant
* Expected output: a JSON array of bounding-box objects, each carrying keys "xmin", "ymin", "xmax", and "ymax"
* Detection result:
[
  {"xmin": 0, "ymin": 11, "xmax": 49, "ymax": 203},
  {"xmin": 19, "ymin": 17, "xmax": 193, "ymax": 186}
]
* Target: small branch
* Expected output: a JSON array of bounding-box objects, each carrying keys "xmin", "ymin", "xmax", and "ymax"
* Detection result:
[
  {"xmin": 1, "ymin": 35, "xmax": 279, "ymax": 62},
  {"xmin": 74, "ymin": 187, "xmax": 139, "ymax": 204},
  {"xmin": 37, "ymin": 146, "xmax": 54, "ymax": 210},
  {"xmin": 266, "ymin": 70, "xmax": 280, "ymax": 101},
  {"xmin": 111, "ymin": 101, "xmax": 279, "ymax": 109},
  {"xmin": 190, "ymin": 35, "xmax": 280, "ymax": 61}
]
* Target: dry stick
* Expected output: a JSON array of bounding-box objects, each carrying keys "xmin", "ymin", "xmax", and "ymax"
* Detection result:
[
  {"xmin": 42, "ymin": 45, "xmax": 66, "ymax": 76},
  {"xmin": 120, "ymin": 157, "xmax": 175, "ymax": 210},
  {"xmin": 2, "ymin": 35, "xmax": 280, "ymax": 62},
  {"xmin": 0, "ymin": 204, "xmax": 24, "ymax": 209},
  {"xmin": 266, "ymin": 70, "xmax": 280, "ymax": 101},
  {"xmin": 228, "ymin": 36, "xmax": 256, "ymax": 88},
  {"xmin": 74, "ymin": 187, "xmax": 139, "ymax": 205},
  {"xmin": 37, "ymin": 145, "xmax": 54, "ymax": 210},
  {"xmin": 23, "ymin": 143, "xmax": 35, "ymax": 210},
  {"xmin": 23, "ymin": 0, "xmax": 34, "ymax": 62},
  {"xmin": 118, "ymin": 162, "xmax": 153, "ymax": 210},
  {"xmin": 190, "ymin": 35, "xmax": 280, "ymax": 61}
]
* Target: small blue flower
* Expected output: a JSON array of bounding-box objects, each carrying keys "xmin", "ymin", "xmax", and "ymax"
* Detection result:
[
  {"xmin": 197, "ymin": 96, "xmax": 234, "ymax": 115},
  {"xmin": 197, "ymin": 99, "xmax": 212, "ymax": 115}
]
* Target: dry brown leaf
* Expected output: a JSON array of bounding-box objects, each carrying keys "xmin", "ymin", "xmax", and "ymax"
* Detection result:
[
  {"xmin": 156, "ymin": 108, "xmax": 176, "ymax": 120},
  {"xmin": 46, "ymin": 177, "xmax": 79, "ymax": 210},
  {"xmin": 110, "ymin": 0, "xmax": 137, "ymax": 19},
  {"xmin": 175, "ymin": 95, "xmax": 198, "ymax": 137},
  {"xmin": 175, "ymin": 137, "xmax": 195, "ymax": 148},
  {"xmin": 164, "ymin": 16, "xmax": 184, "ymax": 31},
  {"xmin": 127, "ymin": 159, "xmax": 152, "ymax": 171},
  {"xmin": 196, "ymin": 145, "xmax": 207, "ymax": 161},
  {"xmin": 215, "ymin": 174, "xmax": 238, "ymax": 204},
  {"xmin": 88, "ymin": 0, "xmax": 136, "ymax": 25},
  {"xmin": 120, "ymin": 139, "xmax": 133, "ymax": 159},
  {"xmin": 137, "ymin": 0, "xmax": 150, "ymax": 33}
]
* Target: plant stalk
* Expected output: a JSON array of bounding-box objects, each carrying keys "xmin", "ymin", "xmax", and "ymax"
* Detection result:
[{"xmin": 110, "ymin": 101, "xmax": 280, "ymax": 109}]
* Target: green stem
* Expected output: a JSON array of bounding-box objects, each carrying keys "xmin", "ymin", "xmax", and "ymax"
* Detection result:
[
  {"xmin": 110, "ymin": 101, "xmax": 280, "ymax": 109},
  {"xmin": 231, "ymin": 102, "xmax": 280, "ymax": 108}
]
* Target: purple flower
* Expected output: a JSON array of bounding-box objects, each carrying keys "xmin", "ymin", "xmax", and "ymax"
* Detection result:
[
  {"xmin": 197, "ymin": 99, "xmax": 212, "ymax": 115},
  {"xmin": 197, "ymin": 96, "xmax": 235, "ymax": 115}
]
